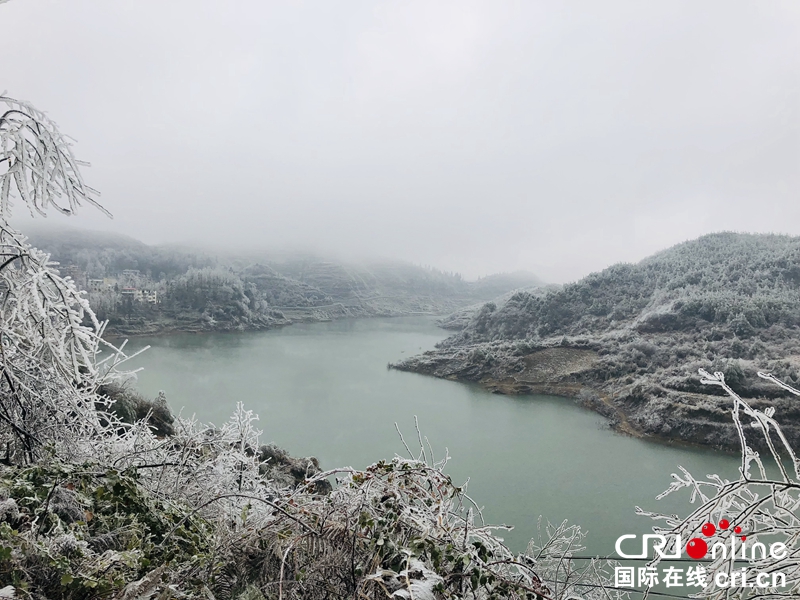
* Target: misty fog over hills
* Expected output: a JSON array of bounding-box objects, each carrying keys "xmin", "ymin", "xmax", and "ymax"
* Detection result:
[{"xmin": 27, "ymin": 228, "xmax": 543, "ymax": 335}]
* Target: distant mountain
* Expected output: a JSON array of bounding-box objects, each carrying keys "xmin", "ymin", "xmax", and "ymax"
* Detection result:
[
  {"xmin": 27, "ymin": 228, "xmax": 543, "ymax": 335},
  {"xmin": 26, "ymin": 228, "xmax": 213, "ymax": 280},
  {"xmin": 395, "ymin": 232, "xmax": 800, "ymax": 451}
]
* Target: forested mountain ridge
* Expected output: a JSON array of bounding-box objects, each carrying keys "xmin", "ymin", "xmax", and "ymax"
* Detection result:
[
  {"xmin": 27, "ymin": 228, "xmax": 542, "ymax": 335},
  {"xmin": 395, "ymin": 232, "xmax": 800, "ymax": 450},
  {"xmin": 447, "ymin": 232, "xmax": 800, "ymax": 342}
]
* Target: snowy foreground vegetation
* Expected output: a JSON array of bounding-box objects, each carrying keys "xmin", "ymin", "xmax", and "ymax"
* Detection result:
[{"xmin": 2, "ymin": 100, "xmax": 800, "ymax": 599}]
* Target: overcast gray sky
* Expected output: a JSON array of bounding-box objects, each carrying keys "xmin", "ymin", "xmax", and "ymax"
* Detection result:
[{"xmin": 2, "ymin": 1, "xmax": 798, "ymax": 282}]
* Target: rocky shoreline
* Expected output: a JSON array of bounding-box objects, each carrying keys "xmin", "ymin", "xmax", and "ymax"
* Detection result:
[{"xmin": 392, "ymin": 337, "xmax": 800, "ymax": 453}]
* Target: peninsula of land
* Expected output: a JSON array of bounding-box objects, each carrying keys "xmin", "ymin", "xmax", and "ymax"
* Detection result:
[{"xmin": 394, "ymin": 233, "xmax": 800, "ymax": 451}]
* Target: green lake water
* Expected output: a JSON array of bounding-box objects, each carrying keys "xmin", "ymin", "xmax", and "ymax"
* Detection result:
[{"xmin": 116, "ymin": 316, "xmax": 739, "ymax": 556}]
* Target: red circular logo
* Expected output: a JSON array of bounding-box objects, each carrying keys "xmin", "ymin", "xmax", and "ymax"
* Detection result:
[{"xmin": 686, "ymin": 538, "xmax": 708, "ymax": 560}]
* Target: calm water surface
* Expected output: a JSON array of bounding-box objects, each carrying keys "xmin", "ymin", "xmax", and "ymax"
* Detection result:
[{"xmin": 117, "ymin": 317, "xmax": 739, "ymax": 554}]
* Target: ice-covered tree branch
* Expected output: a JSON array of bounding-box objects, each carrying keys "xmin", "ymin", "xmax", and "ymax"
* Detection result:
[
  {"xmin": 640, "ymin": 370, "xmax": 800, "ymax": 599},
  {"xmin": 0, "ymin": 95, "xmax": 106, "ymax": 219}
]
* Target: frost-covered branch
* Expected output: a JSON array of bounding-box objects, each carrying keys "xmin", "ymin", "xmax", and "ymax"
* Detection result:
[
  {"xmin": 0, "ymin": 95, "xmax": 106, "ymax": 219},
  {"xmin": 641, "ymin": 369, "xmax": 800, "ymax": 599},
  {"xmin": 0, "ymin": 97, "xmax": 133, "ymax": 464}
]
